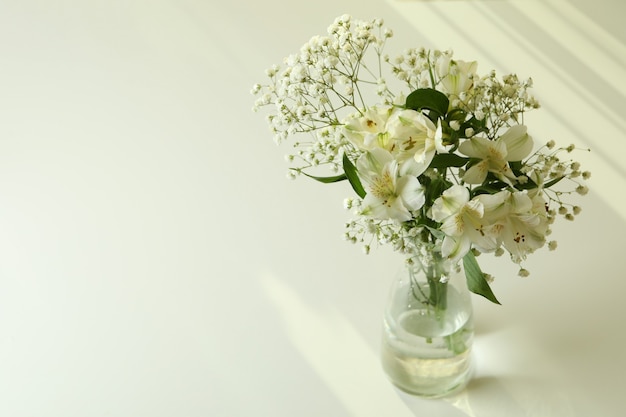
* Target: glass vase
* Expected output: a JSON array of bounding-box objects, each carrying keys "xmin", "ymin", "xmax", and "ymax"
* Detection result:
[{"xmin": 381, "ymin": 253, "xmax": 474, "ymax": 397}]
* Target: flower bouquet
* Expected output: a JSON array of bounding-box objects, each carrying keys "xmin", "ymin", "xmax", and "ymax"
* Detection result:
[{"xmin": 252, "ymin": 15, "xmax": 589, "ymax": 395}]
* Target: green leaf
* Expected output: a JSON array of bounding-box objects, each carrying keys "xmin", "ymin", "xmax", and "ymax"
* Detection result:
[
  {"xmin": 446, "ymin": 108, "xmax": 467, "ymax": 122},
  {"xmin": 514, "ymin": 177, "xmax": 539, "ymax": 191},
  {"xmin": 463, "ymin": 116, "xmax": 487, "ymax": 135},
  {"xmin": 424, "ymin": 226, "xmax": 445, "ymax": 240},
  {"xmin": 463, "ymin": 251, "xmax": 501, "ymax": 305},
  {"xmin": 543, "ymin": 176, "xmax": 564, "ymax": 188},
  {"xmin": 509, "ymin": 160, "xmax": 523, "ymax": 171},
  {"xmin": 423, "ymin": 176, "xmax": 452, "ymax": 206},
  {"xmin": 405, "ymin": 88, "xmax": 449, "ymax": 120},
  {"xmin": 429, "ymin": 153, "xmax": 469, "ymax": 169},
  {"xmin": 342, "ymin": 153, "xmax": 366, "ymax": 198},
  {"xmin": 299, "ymin": 171, "xmax": 347, "ymax": 184}
]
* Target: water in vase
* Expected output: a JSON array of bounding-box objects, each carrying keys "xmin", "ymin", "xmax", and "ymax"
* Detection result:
[{"xmin": 381, "ymin": 285, "xmax": 474, "ymax": 397}]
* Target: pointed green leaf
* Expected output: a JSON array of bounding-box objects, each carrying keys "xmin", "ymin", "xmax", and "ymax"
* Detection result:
[
  {"xmin": 514, "ymin": 177, "xmax": 539, "ymax": 191},
  {"xmin": 342, "ymin": 153, "xmax": 366, "ymax": 198},
  {"xmin": 509, "ymin": 160, "xmax": 523, "ymax": 172},
  {"xmin": 543, "ymin": 176, "xmax": 564, "ymax": 188},
  {"xmin": 429, "ymin": 153, "xmax": 469, "ymax": 169},
  {"xmin": 424, "ymin": 226, "xmax": 445, "ymax": 240},
  {"xmin": 463, "ymin": 251, "xmax": 501, "ymax": 305},
  {"xmin": 405, "ymin": 88, "xmax": 449, "ymax": 120},
  {"xmin": 298, "ymin": 171, "xmax": 347, "ymax": 184},
  {"xmin": 446, "ymin": 108, "xmax": 467, "ymax": 122},
  {"xmin": 463, "ymin": 116, "xmax": 487, "ymax": 135},
  {"xmin": 424, "ymin": 176, "xmax": 452, "ymax": 206}
]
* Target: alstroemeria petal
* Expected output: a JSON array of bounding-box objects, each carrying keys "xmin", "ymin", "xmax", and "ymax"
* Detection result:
[
  {"xmin": 434, "ymin": 122, "xmax": 452, "ymax": 154},
  {"xmin": 387, "ymin": 109, "xmax": 437, "ymax": 167},
  {"xmin": 458, "ymin": 136, "xmax": 492, "ymax": 158},
  {"xmin": 356, "ymin": 148, "xmax": 425, "ymax": 222},
  {"xmin": 343, "ymin": 105, "xmax": 394, "ymax": 151},
  {"xmin": 397, "ymin": 176, "xmax": 425, "ymax": 212},
  {"xmin": 463, "ymin": 160, "xmax": 489, "ymax": 184},
  {"xmin": 501, "ymin": 125, "xmax": 533, "ymax": 161},
  {"xmin": 441, "ymin": 235, "xmax": 471, "ymax": 262},
  {"xmin": 430, "ymin": 185, "xmax": 470, "ymax": 222},
  {"xmin": 413, "ymin": 145, "xmax": 436, "ymax": 176}
]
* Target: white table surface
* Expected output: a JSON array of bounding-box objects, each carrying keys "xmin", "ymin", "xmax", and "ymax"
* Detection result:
[{"xmin": 0, "ymin": 1, "xmax": 624, "ymax": 416}]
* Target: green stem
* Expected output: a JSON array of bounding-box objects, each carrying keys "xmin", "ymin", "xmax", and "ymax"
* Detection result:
[
  {"xmin": 407, "ymin": 242, "xmax": 470, "ymax": 355},
  {"xmin": 426, "ymin": 252, "xmax": 448, "ymax": 316}
]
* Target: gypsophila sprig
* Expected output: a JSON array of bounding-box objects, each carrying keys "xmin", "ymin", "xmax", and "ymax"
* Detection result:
[
  {"xmin": 252, "ymin": 15, "xmax": 590, "ymax": 304},
  {"xmin": 253, "ymin": 15, "xmax": 395, "ymax": 176}
]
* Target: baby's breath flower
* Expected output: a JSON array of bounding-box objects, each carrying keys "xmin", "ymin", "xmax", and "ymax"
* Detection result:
[{"xmin": 254, "ymin": 16, "xmax": 590, "ymax": 308}]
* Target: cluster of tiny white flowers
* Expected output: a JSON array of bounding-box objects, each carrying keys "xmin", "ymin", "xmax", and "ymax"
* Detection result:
[
  {"xmin": 252, "ymin": 15, "xmax": 394, "ymax": 175},
  {"xmin": 468, "ymin": 73, "xmax": 539, "ymax": 138},
  {"xmin": 286, "ymin": 127, "xmax": 347, "ymax": 176},
  {"xmin": 522, "ymin": 142, "xmax": 591, "ymax": 221},
  {"xmin": 386, "ymin": 49, "xmax": 539, "ymax": 139},
  {"xmin": 253, "ymin": 15, "xmax": 591, "ymax": 289},
  {"xmin": 386, "ymin": 47, "xmax": 435, "ymax": 89},
  {"xmin": 343, "ymin": 198, "xmax": 428, "ymax": 255}
]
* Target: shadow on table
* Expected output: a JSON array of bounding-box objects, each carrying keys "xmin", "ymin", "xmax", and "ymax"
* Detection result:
[{"xmin": 397, "ymin": 375, "xmax": 574, "ymax": 417}]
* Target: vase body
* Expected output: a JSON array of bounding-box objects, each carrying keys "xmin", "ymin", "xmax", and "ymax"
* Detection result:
[{"xmin": 381, "ymin": 255, "xmax": 474, "ymax": 397}]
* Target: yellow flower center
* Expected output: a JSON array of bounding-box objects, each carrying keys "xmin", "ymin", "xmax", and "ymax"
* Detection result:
[{"xmin": 370, "ymin": 171, "xmax": 396, "ymax": 207}]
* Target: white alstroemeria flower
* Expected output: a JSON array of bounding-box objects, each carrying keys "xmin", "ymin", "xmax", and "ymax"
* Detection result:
[
  {"xmin": 386, "ymin": 108, "xmax": 438, "ymax": 173},
  {"xmin": 343, "ymin": 105, "xmax": 394, "ymax": 151},
  {"xmin": 433, "ymin": 122, "xmax": 452, "ymax": 154},
  {"xmin": 356, "ymin": 148, "xmax": 425, "ymax": 222},
  {"xmin": 458, "ymin": 125, "xmax": 533, "ymax": 185},
  {"xmin": 485, "ymin": 189, "xmax": 550, "ymax": 262},
  {"xmin": 436, "ymin": 56, "xmax": 478, "ymax": 98},
  {"xmin": 430, "ymin": 185, "xmax": 498, "ymax": 261},
  {"xmin": 343, "ymin": 106, "xmax": 439, "ymax": 176}
]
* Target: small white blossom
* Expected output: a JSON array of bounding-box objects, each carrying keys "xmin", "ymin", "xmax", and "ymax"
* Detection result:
[
  {"xmin": 253, "ymin": 16, "xmax": 589, "ymax": 305},
  {"xmin": 458, "ymin": 125, "xmax": 533, "ymax": 185},
  {"xmin": 576, "ymin": 185, "xmax": 589, "ymax": 195},
  {"xmin": 430, "ymin": 185, "xmax": 498, "ymax": 262},
  {"xmin": 356, "ymin": 148, "xmax": 425, "ymax": 222}
]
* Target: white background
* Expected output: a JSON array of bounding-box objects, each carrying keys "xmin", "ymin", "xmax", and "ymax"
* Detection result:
[{"xmin": 0, "ymin": 1, "xmax": 624, "ymax": 416}]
